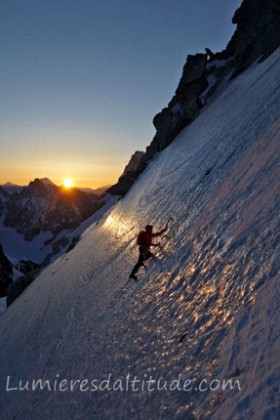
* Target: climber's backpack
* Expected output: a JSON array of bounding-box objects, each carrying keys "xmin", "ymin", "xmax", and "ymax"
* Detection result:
[{"xmin": 136, "ymin": 231, "xmax": 147, "ymax": 246}]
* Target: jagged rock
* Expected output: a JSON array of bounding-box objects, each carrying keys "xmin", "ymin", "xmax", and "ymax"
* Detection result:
[
  {"xmin": 107, "ymin": 151, "xmax": 144, "ymax": 196},
  {"xmin": 109, "ymin": 52, "xmax": 229, "ymax": 196},
  {"xmin": 6, "ymin": 275, "xmax": 33, "ymax": 307},
  {"xmin": 107, "ymin": 170, "xmax": 142, "ymax": 196},
  {"xmin": 152, "ymin": 108, "xmax": 174, "ymax": 149},
  {"xmin": 205, "ymin": 48, "xmax": 215, "ymax": 60},
  {"xmin": 16, "ymin": 260, "xmax": 41, "ymax": 275},
  {"xmin": 173, "ymin": 54, "xmax": 207, "ymax": 95},
  {"xmin": 121, "ymin": 151, "xmax": 144, "ymax": 177},
  {"xmin": 153, "ymin": 108, "xmax": 171, "ymax": 132},
  {"xmin": 52, "ymin": 236, "xmax": 70, "ymax": 254},
  {"xmin": 66, "ymin": 236, "xmax": 80, "ymax": 253},
  {"xmin": 135, "ymin": 54, "xmax": 211, "ymax": 170},
  {"xmin": 202, "ymin": 59, "xmax": 234, "ymax": 102},
  {"xmin": 0, "ymin": 244, "xmax": 13, "ymax": 297},
  {"xmin": 108, "ymin": 0, "xmax": 280, "ymax": 197},
  {"xmin": 227, "ymin": 0, "xmax": 280, "ymax": 74},
  {"xmin": 109, "ymin": 54, "xmax": 214, "ymax": 197},
  {"xmin": 28, "ymin": 178, "xmax": 50, "ymax": 196}
]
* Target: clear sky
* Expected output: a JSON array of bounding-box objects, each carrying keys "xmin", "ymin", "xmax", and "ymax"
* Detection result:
[{"xmin": 0, "ymin": 0, "xmax": 242, "ymax": 188}]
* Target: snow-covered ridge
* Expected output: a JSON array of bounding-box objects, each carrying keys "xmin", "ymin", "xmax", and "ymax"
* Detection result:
[{"xmin": 0, "ymin": 50, "xmax": 279, "ymax": 419}]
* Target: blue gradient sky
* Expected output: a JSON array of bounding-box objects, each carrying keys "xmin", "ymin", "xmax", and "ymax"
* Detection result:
[{"xmin": 0, "ymin": 0, "xmax": 242, "ymax": 188}]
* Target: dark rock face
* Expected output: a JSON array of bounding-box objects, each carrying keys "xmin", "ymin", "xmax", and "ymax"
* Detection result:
[
  {"xmin": 0, "ymin": 186, "xmax": 9, "ymax": 200},
  {"xmin": 227, "ymin": 0, "xmax": 280, "ymax": 74},
  {"xmin": 6, "ymin": 275, "xmax": 33, "ymax": 307},
  {"xmin": 108, "ymin": 0, "xmax": 280, "ymax": 197},
  {"xmin": 16, "ymin": 260, "xmax": 41, "ymax": 275},
  {"xmin": 108, "ymin": 151, "xmax": 144, "ymax": 196},
  {"xmin": 109, "ymin": 51, "xmax": 233, "ymax": 196},
  {"xmin": 0, "ymin": 244, "xmax": 13, "ymax": 297},
  {"xmin": 122, "ymin": 151, "xmax": 145, "ymax": 176},
  {"xmin": 0, "ymin": 186, "xmax": 10, "ymax": 217},
  {"xmin": 4, "ymin": 178, "xmax": 105, "ymax": 241},
  {"xmin": 145, "ymin": 54, "xmax": 210, "ymax": 155}
]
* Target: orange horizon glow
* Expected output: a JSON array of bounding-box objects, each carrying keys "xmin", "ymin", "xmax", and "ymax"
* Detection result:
[
  {"xmin": 62, "ymin": 178, "xmax": 74, "ymax": 189},
  {"xmin": 0, "ymin": 155, "xmax": 125, "ymax": 190},
  {"xmin": 0, "ymin": 177, "xmax": 114, "ymax": 190},
  {"xmin": 0, "ymin": 168, "xmax": 119, "ymax": 190}
]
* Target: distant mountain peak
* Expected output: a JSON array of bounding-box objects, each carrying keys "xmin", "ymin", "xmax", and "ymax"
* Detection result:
[
  {"xmin": 27, "ymin": 178, "xmax": 50, "ymax": 195},
  {"xmin": 39, "ymin": 178, "xmax": 56, "ymax": 186},
  {"xmin": 2, "ymin": 182, "xmax": 22, "ymax": 188},
  {"xmin": 3, "ymin": 177, "xmax": 106, "ymax": 241},
  {"xmin": 1, "ymin": 182, "xmax": 24, "ymax": 195}
]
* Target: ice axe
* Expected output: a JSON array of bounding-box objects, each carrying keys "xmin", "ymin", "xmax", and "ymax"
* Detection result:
[
  {"xmin": 157, "ymin": 217, "xmax": 174, "ymax": 252},
  {"xmin": 162, "ymin": 217, "xmax": 174, "ymax": 240}
]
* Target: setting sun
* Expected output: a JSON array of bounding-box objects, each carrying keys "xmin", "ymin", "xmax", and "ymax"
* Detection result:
[{"xmin": 63, "ymin": 178, "xmax": 74, "ymax": 189}]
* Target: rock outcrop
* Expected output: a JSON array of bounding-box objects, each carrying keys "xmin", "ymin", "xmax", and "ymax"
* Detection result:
[
  {"xmin": 122, "ymin": 151, "xmax": 145, "ymax": 175},
  {"xmin": 142, "ymin": 51, "xmax": 230, "ymax": 160},
  {"xmin": 108, "ymin": 0, "xmax": 280, "ymax": 197},
  {"xmin": 0, "ymin": 244, "xmax": 13, "ymax": 297},
  {"xmin": 227, "ymin": 0, "xmax": 280, "ymax": 74},
  {"xmin": 0, "ymin": 186, "xmax": 10, "ymax": 217},
  {"xmin": 108, "ymin": 151, "xmax": 144, "ymax": 196},
  {"xmin": 6, "ymin": 275, "xmax": 33, "ymax": 307},
  {"xmin": 110, "ymin": 50, "xmax": 234, "ymax": 196}
]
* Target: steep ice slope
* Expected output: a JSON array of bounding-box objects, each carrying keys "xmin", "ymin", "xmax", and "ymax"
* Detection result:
[
  {"xmin": 0, "ymin": 50, "xmax": 279, "ymax": 419},
  {"xmin": 214, "ymin": 274, "xmax": 279, "ymax": 419}
]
